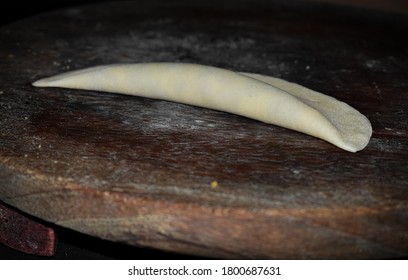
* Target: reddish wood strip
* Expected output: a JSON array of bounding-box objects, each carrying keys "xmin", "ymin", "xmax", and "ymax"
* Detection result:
[{"xmin": 0, "ymin": 202, "xmax": 56, "ymax": 256}]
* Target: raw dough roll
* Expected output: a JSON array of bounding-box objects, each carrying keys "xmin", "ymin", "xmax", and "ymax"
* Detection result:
[{"xmin": 33, "ymin": 63, "xmax": 372, "ymax": 152}]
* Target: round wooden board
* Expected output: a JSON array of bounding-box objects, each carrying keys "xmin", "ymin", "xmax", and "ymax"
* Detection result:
[{"xmin": 1, "ymin": 0, "xmax": 407, "ymax": 259}]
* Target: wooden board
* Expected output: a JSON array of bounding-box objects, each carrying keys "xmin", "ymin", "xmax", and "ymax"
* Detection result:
[{"xmin": 0, "ymin": 0, "xmax": 407, "ymax": 259}]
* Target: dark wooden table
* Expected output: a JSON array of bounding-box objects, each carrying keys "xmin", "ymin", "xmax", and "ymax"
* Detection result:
[{"xmin": 1, "ymin": 0, "xmax": 407, "ymax": 259}]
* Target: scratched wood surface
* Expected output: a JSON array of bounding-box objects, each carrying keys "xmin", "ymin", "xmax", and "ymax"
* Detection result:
[{"xmin": 0, "ymin": 0, "xmax": 407, "ymax": 259}]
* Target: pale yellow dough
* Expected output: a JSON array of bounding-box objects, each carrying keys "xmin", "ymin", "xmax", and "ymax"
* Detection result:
[{"xmin": 33, "ymin": 63, "xmax": 372, "ymax": 152}]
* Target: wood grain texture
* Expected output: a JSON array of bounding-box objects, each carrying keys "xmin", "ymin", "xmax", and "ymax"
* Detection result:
[{"xmin": 0, "ymin": 0, "xmax": 407, "ymax": 259}]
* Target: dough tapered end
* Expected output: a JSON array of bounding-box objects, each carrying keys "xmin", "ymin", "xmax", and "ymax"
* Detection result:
[
  {"xmin": 32, "ymin": 79, "xmax": 48, "ymax": 87},
  {"xmin": 32, "ymin": 76, "xmax": 66, "ymax": 87}
]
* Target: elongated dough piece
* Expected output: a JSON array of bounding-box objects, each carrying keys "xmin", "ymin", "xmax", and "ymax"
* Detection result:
[{"xmin": 33, "ymin": 63, "xmax": 372, "ymax": 152}]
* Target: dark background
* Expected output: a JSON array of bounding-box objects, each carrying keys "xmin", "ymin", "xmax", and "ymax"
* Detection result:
[
  {"xmin": 1, "ymin": 0, "xmax": 407, "ymax": 27},
  {"xmin": 0, "ymin": 0, "xmax": 103, "ymax": 26}
]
